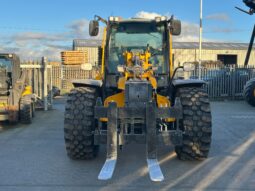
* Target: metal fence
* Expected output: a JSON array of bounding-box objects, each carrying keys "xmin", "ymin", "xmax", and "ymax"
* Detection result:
[
  {"xmin": 21, "ymin": 58, "xmax": 53, "ymax": 110},
  {"xmin": 189, "ymin": 66, "xmax": 255, "ymax": 100},
  {"xmin": 48, "ymin": 63, "xmax": 255, "ymax": 100},
  {"xmin": 51, "ymin": 65, "xmax": 95, "ymax": 92}
]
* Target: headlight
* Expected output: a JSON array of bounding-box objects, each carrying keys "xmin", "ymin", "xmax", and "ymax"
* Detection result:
[
  {"xmin": 161, "ymin": 16, "xmax": 167, "ymax": 21},
  {"xmin": 109, "ymin": 17, "xmax": 121, "ymax": 22},
  {"xmin": 155, "ymin": 17, "xmax": 161, "ymax": 22},
  {"xmin": 155, "ymin": 16, "xmax": 168, "ymax": 22}
]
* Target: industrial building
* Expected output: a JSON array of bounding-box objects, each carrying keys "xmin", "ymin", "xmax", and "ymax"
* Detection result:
[
  {"xmin": 172, "ymin": 42, "xmax": 255, "ymax": 67},
  {"xmin": 73, "ymin": 39, "xmax": 255, "ymax": 67},
  {"xmin": 73, "ymin": 39, "xmax": 102, "ymax": 66}
]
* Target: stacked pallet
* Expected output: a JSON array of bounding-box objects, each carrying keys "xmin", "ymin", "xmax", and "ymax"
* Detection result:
[
  {"xmin": 49, "ymin": 62, "xmax": 61, "ymax": 67},
  {"xmin": 61, "ymin": 51, "xmax": 89, "ymax": 65}
]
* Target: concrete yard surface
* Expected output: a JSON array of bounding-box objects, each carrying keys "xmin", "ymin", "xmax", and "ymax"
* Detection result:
[{"xmin": 0, "ymin": 98, "xmax": 255, "ymax": 191}]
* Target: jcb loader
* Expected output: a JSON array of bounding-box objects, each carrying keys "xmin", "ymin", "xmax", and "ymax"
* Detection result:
[
  {"xmin": 64, "ymin": 15, "xmax": 212, "ymax": 182},
  {"xmin": 0, "ymin": 53, "xmax": 35, "ymax": 123}
]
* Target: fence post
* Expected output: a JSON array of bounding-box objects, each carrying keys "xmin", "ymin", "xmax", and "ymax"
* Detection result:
[
  {"xmin": 231, "ymin": 68, "xmax": 236, "ymax": 100},
  {"xmin": 49, "ymin": 65, "xmax": 53, "ymax": 108},
  {"xmin": 61, "ymin": 64, "xmax": 64, "ymax": 90},
  {"xmin": 42, "ymin": 57, "xmax": 48, "ymax": 111},
  {"xmin": 39, "ymin": 61, "xmax": 43, "ymax": 99}
]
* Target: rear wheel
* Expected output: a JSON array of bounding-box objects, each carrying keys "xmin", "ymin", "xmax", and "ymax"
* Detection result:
[
  {"xmin": 64, "ymin": 87, "xmax": 99, "ymax": 160},
  {"xmin": 244, "ymin": 79, "xmax": 255, "ymax": 107},
  {"xmin": 31, "ymin": 101, "xmax": 35, "ymax": 117},
  {"xmin": 19, "ymin": 96, "xmax": 33, "ymax": 124},
  {"xmin": 175, "ymin": 87, "xmax": 212, "ymax": 160}
]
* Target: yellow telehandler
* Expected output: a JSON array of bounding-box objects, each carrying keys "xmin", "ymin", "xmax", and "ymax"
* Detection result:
[
  {"xmin": 0, "ymin": 53, "xmax": 35, "ymax": 124},
  {"xmin": 64, "ymin": 15, "xmax": 212, "ymax": 181}
]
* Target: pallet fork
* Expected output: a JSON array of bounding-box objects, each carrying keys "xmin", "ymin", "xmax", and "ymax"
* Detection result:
[{"xmin": 95, "ymin": 98, "xmax": 183, "ymax": 182}]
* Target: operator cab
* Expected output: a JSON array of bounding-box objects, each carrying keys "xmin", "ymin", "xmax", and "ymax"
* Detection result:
[
  {"xmin": 108, "ymin": 19, "xmax": 167, "ymax": 74},
  {"xmin": 0, "ymin": 54, "xmax": 21, "ymax": 96},
  {"xmin": 89, "ymin": 16, "xmax": 181, "ymax": 89}
]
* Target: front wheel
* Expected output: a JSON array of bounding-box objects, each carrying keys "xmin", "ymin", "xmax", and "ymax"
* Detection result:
[
  {"xmin": 244, "ymin": 79, "xmax": 255, "ymax": 107},
  {"xmin": 175, "ymin": 87, "xmax": 212, "ymax": 160},
  {"xmin": 64, "ymin": 87, "xmax": 99, "ymax": 160},
  {"xmin": 19, "ymin": 96, "xmax": 33, "ymax": 124}
]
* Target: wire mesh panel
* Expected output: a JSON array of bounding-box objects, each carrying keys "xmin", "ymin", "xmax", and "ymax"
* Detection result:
[
  {"xmin": 61, "ymin": 65, "xmax": 95, "ymax": 91},
  {"xmin": 51, "ymin": 66, "xmax": 62, "ymax": 88},
  {"xmin": 21, "ymin": 59, "xmax": 53, "ymax": 110},
  {"xmin": 191, "ymin": 66, "xmax": 255, "ymax": 100}
]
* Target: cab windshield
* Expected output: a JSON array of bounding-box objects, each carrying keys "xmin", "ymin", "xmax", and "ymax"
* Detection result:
[
  {"xmin": 0, "ymin": 57, "xmax": 12, "ymax": 72},
  {"xmin": 108, "ymin": 22, "xmax": 167, "ymax": 73}
]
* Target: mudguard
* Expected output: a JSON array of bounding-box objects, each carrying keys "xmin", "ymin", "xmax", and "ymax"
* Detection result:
[
  {"xmin": 72, "ymin": 79, "xmax": 103, "ymax": 88},
  {"xmin": 172, "ymin": 79, "xmax": 206, "ymax": 88}
]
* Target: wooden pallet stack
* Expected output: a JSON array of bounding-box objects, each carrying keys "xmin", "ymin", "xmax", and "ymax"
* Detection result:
[{"xmin": 61, "ymin": 51, "xmax": 89, "ymax": 65}]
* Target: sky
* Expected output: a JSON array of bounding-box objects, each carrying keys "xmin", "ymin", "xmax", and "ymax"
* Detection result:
[{"xmin": 0, "ymin": 0, "xmax": 254, "ymax": 60}]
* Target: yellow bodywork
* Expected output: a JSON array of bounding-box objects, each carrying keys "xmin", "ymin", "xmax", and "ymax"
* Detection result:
[
  {"xmin": 0, "ymin": 85, "xmax": 33, "ymax": 121},
  {"xmin": 119, "ymin": 51, "xmax": 157, "ymax": 89},
  {"xmin": 100, "ymin": 92, "xmax": 125, "ymax": 122},
  {"xmin": 104, "ymin": 92, "xmax": 125, "ymax": 107},
  {"xmin": 97, "ymin": 38, "xmax": 175, "ymax": 122},
  {"xmin": 95, "ymin": 27, "xmax": 107, "ymax": 81},
  {"xmin": 169, "ymin": 32, "xmax": 174, "ymax": 77},
  {"xmin": 22, "ymin": 86, "xmax": 33, "ymax": 97}
]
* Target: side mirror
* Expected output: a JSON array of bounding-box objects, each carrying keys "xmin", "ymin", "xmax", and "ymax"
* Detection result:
[
  {"xmin": 89, "ymin": 20, "xmax": 99, "ymax": 36},
  {"xmin": 170, "ymin": 19, "xmax": 181, "ymax": 36},
  {"xmin": 81, "ymin": 63, "xmax": 93, "ymax": 71},
  {"xmin": 183, "ymin": 62, "xmax": 195, "ymax": 72}
]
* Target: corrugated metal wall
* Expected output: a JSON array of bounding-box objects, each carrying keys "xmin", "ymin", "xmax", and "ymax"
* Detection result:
[
  {"xmin": 173, "ymin": 49, "xmax": 255, "ymax": 67},
  {"xmin": 73, "ymin": 47, "xmax": 99, "ymax": 66}
]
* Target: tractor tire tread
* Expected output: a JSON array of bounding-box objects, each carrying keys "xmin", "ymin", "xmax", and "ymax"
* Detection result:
[
  {"xmin": 175, "ymin": 87, "xmax": 212, "ymax": 160},
  {"xmin": 244, "ymin": 79, "xmax": 255, "ymax": 107},
  {"xmin": 64, "ymin": 87, "xmax": 99, "ymax": 160},
  {"xmin": 20, "ymin": 96, "xmax": 32, "ymax": 124}
]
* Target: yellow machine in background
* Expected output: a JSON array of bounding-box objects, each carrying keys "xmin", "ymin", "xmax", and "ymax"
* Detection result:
[{"xmin": 0, "ymin": 53, "xmax": 35, "ymax": 124}]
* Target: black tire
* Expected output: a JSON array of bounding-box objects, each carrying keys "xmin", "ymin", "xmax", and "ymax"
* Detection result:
[
  {"xmin": 19, "ymin": 96, "xmax": 33, "ymax": 124},
  {"xmin": 175, "ymin": 87, "xmax": 212, "ymax": 160},
  {"xmin": 64, "ymin": 87, "xmax": 99, "ymax": 160},
  {"xmin": 31, "ymin": 101, "xmax": 35, "ymax": 118},
  {"xmin": 244, "ymin": 79, "xmax": 255, "ymax": 107}
]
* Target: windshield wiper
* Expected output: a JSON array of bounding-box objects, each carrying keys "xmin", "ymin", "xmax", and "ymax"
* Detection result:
[{"xmin": 147, "ymin": 33, "xmax": 160, "ymax": 39}]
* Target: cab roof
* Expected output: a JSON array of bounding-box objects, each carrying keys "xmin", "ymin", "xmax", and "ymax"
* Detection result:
[{"xmin": 108, "ymin": 16, "xmax": 169, "ymax": 25}]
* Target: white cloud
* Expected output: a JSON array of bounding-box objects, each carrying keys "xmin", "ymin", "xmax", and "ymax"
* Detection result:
[
  {"xmin": 135, "ymin": 11, "xmax": 162, "ymax": 19},
  {"xmin": 135, "ymin": 11, "xmax": 202, "ymax": 42},
  {"xmin": 12, "ymin": 32, "xmax": 63, "ymax": 41},
  {"xmin": 0, "ymin": 18, "xmax": 97, "ymax": 61},
  {"xmin": 67, "ymin": 19, "xmax": 90, "ymax": 39},
  {"xmin": 0, "ymin": 17, "xmax": 106, "ymax": 61},
  {"xmin": 0, "ymin": 12, "xmax": 221, "ymax": 61},
  {"xmin": 174, "ymin": 21, "xmax": 200, "ymax": 42},
  {"xmin": 206, "ymin": 13, "xmax": 230, "ymax": 22}
]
